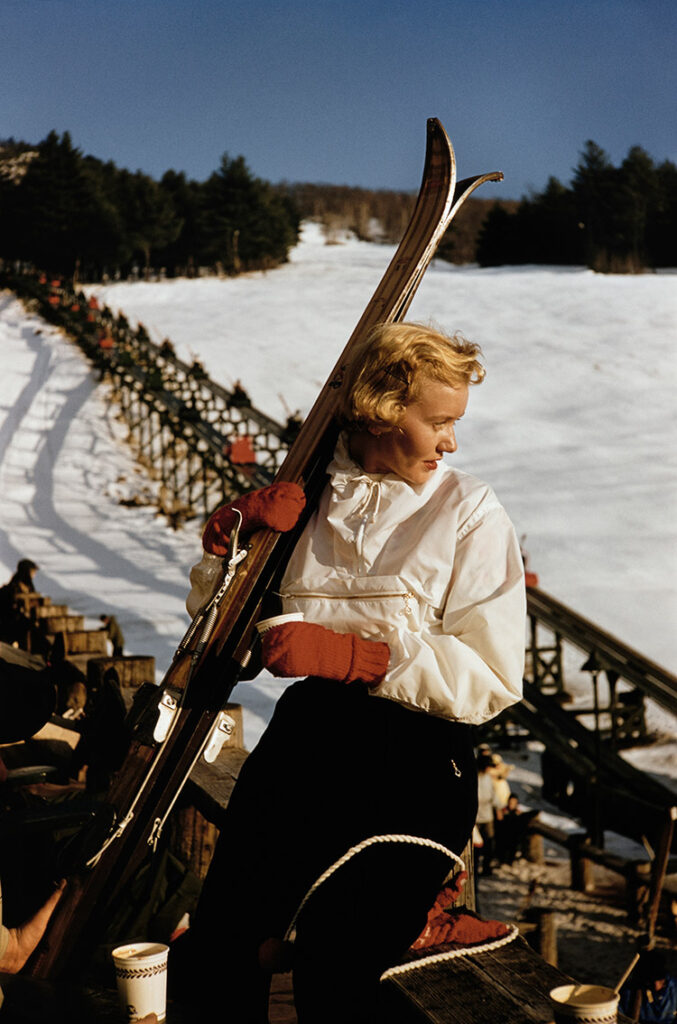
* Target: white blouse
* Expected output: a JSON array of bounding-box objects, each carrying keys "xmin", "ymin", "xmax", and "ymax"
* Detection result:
[{"xmin": 279, "ymin": 434, "xmax": 525, "ymax": 724}]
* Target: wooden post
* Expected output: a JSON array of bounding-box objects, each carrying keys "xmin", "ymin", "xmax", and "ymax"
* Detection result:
[
  {"xmin": 525, "ymin": 907, "xmax": 558, "ymax": 966},
  {"xmin": 172, "ymin": 804, "xmax": 220, "ymax": 880},
  {"xmin": 646, "ymin": 807, "xmax": 676, "ymax": 944},
  {"xmin": 460, "ymin": 837, "xmax": 476, "ymax": 912},
  {"xmin": 570, "ymin": 844, "xmax": 595, "ymax": 892},
  {"xmin": 627, "ymin": 862, "xmax": 651, "ymax": 927},
  {"xmin": 526, "ymin": 831, "xmax": 544, "ymax": 863}
]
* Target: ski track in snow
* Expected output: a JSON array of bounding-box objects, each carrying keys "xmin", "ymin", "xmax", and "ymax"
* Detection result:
[{"xmin": 1, "ymin": 222, "xmax": 676, "ymax": 752}]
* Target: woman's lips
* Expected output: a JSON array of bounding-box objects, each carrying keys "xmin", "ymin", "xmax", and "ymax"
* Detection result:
[{"xmin": 424, "ymin": 460, "xmax": 439, "ymax": 470}]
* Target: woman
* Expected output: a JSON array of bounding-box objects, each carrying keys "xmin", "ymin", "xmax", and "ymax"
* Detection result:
[{"xmin": 180, "ymin": 322, "xmax": 525, "ymax": 1022}]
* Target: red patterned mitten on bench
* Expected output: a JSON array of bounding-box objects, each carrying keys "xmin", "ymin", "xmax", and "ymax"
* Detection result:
[
  {"xmin": 261, "ymin": 621, "xmax": 390, "ymax": 686},
  {"xmin": 202, "ymin": 482, "xmax": 306, "ymax": 556},
  {"xmin": 412, "ymin": 902, "xmax": 510, "ymax": 951}
]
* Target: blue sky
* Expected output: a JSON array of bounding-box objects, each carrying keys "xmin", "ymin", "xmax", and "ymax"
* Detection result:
[{"xmin": 2, "ymin": 0, "xmax": 675, "ymax": 199}]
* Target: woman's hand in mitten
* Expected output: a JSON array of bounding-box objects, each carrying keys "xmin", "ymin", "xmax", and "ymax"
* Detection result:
[
  {"xmin": 202, "ymin": 482, "xmax": 306, "ymax": 556},
  {"xmin": 261, "ymin": 621, "xmax": 389, "ymax": 686}
]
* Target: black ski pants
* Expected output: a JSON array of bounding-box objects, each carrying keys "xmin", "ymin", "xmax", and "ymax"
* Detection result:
[{"xmin": 173, "ymin": 677, "xmax": 478, "ymax": 1023}]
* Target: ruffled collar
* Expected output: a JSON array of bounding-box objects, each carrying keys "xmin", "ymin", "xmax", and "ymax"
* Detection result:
[{"xmin": 325, "ymin": 433, "xmax": 442, "ymax": 563}]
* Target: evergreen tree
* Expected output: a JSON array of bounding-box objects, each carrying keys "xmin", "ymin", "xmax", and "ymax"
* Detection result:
[
  {"xmin": 0, "ymin": 132, "xmax": 298, "ymax": 279},
  {"xmin": 571, "ymin": 140, "xmax": 621, "ymax": 271},
  {"xmin": 1, "ymin": 132, "xmax": 102, "ymax": 274},
  {"xmin": 113, "ymin": 170, "xmax": 181, "ymax": 278},
  {"xmin": 648, "ymin": 160, "xmax": 677, "ymax": 267},
  {"xmin": 521, "ymin": 177, "xmax": 582, "ymax": 264},
  {"xmin": 476, "ymin": 204, "xmax": 521, "ymax": 267},
  {"xmin": 616, "ymin": 147, "xmax": 657, "ymax": 271},
  {"xmin": 156, "ymin": 170, "xmax": 203, "ymax": 275},
  {"xmin": 200, "ymin": 154, "xmax": 298, "ymax": 272}
]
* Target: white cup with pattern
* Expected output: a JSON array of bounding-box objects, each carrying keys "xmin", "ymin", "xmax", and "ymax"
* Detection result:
[
  {"xmin": 549, "ymin": 984, "xmax": 620, "ymax": 1024},
  {"xmin": 112, "ymin": 942, "xmax": 169, "ymax": 1023}
]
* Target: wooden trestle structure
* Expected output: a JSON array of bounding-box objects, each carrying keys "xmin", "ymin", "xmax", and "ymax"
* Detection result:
[{"xmin": 1, "ymin": 265, "xmax": 291, "ymax": 522}]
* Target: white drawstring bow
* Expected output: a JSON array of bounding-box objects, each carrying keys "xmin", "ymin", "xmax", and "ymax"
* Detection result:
[{"xmin": 352, "ymin": 477, "xmax": 382, "ymax": 557}]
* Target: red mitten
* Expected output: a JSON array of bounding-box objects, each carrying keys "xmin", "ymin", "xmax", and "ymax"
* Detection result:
[
  {"xmin": 261, "ymin": 621, "xmax": 389, "ymax": 686},
  {"xmin": 409, "ymin": 875, "xmax": 467, "ymax": 949},
  {"xmin": 202, "ymin": 482, "xmax": 306, "ymax": 556},
  {"xmin": 412, "ymin": 907, "xmax": 509, "ymax": 951}
]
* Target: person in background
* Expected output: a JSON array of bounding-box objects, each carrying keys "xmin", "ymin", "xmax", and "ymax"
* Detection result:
[
  {"xmin": 476, "ymin": 752, "xmax": 504, "ymax": 876},
  {"xmin": 489, "ymin": 753, "xmax": 514, "ymax": 863},
  {"xmin": 620, "ymin": 949, "xmax": 677, "ymax": 1023},
  {"xmin": 99, "ymin": 614, "xmax": 124, "ymax": 657},
  {"xmin": 0, "ymin": 878, "xmax": 157, "ymax": 1023},
  {"xmin": 0, "ymin": 881, "xmax": 65, "ymax": 976},
  {"xmin": 489, "ymin": 753, "xmax": 513, "ymax": 809},
  {"xmin": 496, "ymin": 793, "xmax": 529, "ymax": 865},
  {"xmin": 0, "ymin": 560, "xmax": 39, "ymax": 645},
  {"xmin": 7, "ymin": 560, "xmax": 38, "ymax": 599}
]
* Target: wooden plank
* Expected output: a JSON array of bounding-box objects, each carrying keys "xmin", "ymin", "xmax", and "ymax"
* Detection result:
[
  {"xmin": 184, "ymin": 746, "xmax": 249, "ymax": 830},
  {"xmin": 33, "ymin": 603, "xmax": 68, "ymax": 619},
  {"xmin": 170, "ymin": 742, "xmax": 249, "ymax": 879},
  {"xmin": 0, "ymin": 640, "xmax": 46, "ymax": 671},
  {"xmin": 14, "ymin": 592, "xmax": 48, "ymax": 614},
  {"xmin": 383, "ymin": 936, "xmax": 634, "ymax": 1024},
  {"xmin": 86, "ymin": 654, "xmax": 156, "ymax": 690},
  {"xmin": 57, "ymin": 630, "xmax": 109, "ymax": 654},
  {"xmin": 42, "ymin": 614, "xmax": 85, "ymax": 633}
]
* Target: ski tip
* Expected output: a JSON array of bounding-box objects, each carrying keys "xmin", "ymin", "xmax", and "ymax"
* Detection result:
[{"xmin": 425, "ymin": 118, "xmax": 454, "ymax": 164}]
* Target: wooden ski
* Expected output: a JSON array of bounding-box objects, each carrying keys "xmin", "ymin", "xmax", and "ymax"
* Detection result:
[{"xmin": 29, "ymin": 118, "xmax": 502, "ymax": 978}]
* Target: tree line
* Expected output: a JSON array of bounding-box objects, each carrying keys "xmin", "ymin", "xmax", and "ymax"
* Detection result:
[
  {"xmin": 1, "ymin": 131, "xmax": 674, "ymax": 278},
  {"xmin": 279, "ymin": 181, "xmax": 506, "ymax": 265},
  {"xmin": 0, "ymin": 131, "xmax": 300, "ymax": 280},
  {"xmin": 477, "ymin": 141, "xmax": 677, "ymax": 272}
]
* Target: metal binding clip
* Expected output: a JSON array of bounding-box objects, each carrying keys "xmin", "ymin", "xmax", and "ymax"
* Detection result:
[
  {"xmin": 153, "ymin": 690, "xmax": 179, "ymax": 743},
  {"xmin": 203, "ymin": 711, "xmax": 236, "ymax": 763}
]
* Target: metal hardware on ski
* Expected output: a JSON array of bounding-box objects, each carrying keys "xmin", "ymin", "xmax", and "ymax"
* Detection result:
[{"xmin": 29, "ymin": 118, "xmax": 502, "ymax": 978}]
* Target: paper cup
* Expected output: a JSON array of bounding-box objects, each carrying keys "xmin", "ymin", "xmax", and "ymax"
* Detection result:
[
  {"xmin": 549, "ymin": 984, "xmax": 619, "ymax": 1024},
  {"xmin": 255, "ymin": 612, "xmax": 304, "ymax": 636},
  {"xmin": 112, "ymin": 942, "xmax": 169, "ymax": 1023}
]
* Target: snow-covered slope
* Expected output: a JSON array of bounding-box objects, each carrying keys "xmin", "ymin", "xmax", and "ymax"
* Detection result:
[{"xmin": 1, "ymin": 223, "xmax": 675, "ymax": 746}]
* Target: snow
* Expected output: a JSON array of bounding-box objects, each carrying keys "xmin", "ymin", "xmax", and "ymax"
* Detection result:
[{"xmin": 1, "ymin": 222, "xmax": 676, "ymax": 757}]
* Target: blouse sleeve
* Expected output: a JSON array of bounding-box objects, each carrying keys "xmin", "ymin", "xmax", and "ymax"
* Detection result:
[{"xmin": 375, "ymin": 504, "xmax": 526, "ymax": 724}]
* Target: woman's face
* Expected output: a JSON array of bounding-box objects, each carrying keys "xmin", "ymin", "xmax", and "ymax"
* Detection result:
[{"xmin": 357, "ymin": 378, "xmax": 469, "ymax": 485}]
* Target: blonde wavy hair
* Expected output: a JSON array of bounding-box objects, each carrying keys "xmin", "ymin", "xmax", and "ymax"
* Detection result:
[{"xmin": 337, "ymin": 322, "xmax": 485, "ymax": 432}]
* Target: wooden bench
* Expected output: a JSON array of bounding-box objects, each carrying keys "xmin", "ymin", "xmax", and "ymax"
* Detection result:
[
  {"xmin": 52, "ymin": 629, "xmax": 109, "ymax": 655},
  {"xmin": 86, "ymin": 654, "xmax": 156, "ymax": 690},
  {"xmin": 381, "ymin": 934, "xmax": 634, "ymax": 1023},
  {"xmin": 13, "ymin": 592, "xmax": 49, "ymax": 616},
  {"xmin": 526, "ymin": 817, "xmax": 677, "ymax": 927},
  {"xmin": 42, "ymin": 613, "xmax": 85, "ymax": 633},
  {"xmin": 32, "ymin": 603, "xmax": 69, "ymax": 619}
]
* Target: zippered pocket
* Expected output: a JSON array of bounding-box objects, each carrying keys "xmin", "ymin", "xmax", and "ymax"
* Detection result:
[{"xmin": 283, "ymin": 589, "xmax": 415, "ymax": 616}]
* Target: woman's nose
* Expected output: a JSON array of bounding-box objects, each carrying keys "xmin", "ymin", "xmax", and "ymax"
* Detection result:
[{"xmin": 437, "ymin": 427, "xmax": 457, "ymax": 454}]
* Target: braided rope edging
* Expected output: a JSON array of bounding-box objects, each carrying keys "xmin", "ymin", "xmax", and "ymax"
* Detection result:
[
  {"xmin": 380, "ymin": 923, "xmax": 520, "ymax": 980},
  {"xmin": 284, "ymin": 833, "xmax": 465, "ymax": 942}
]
